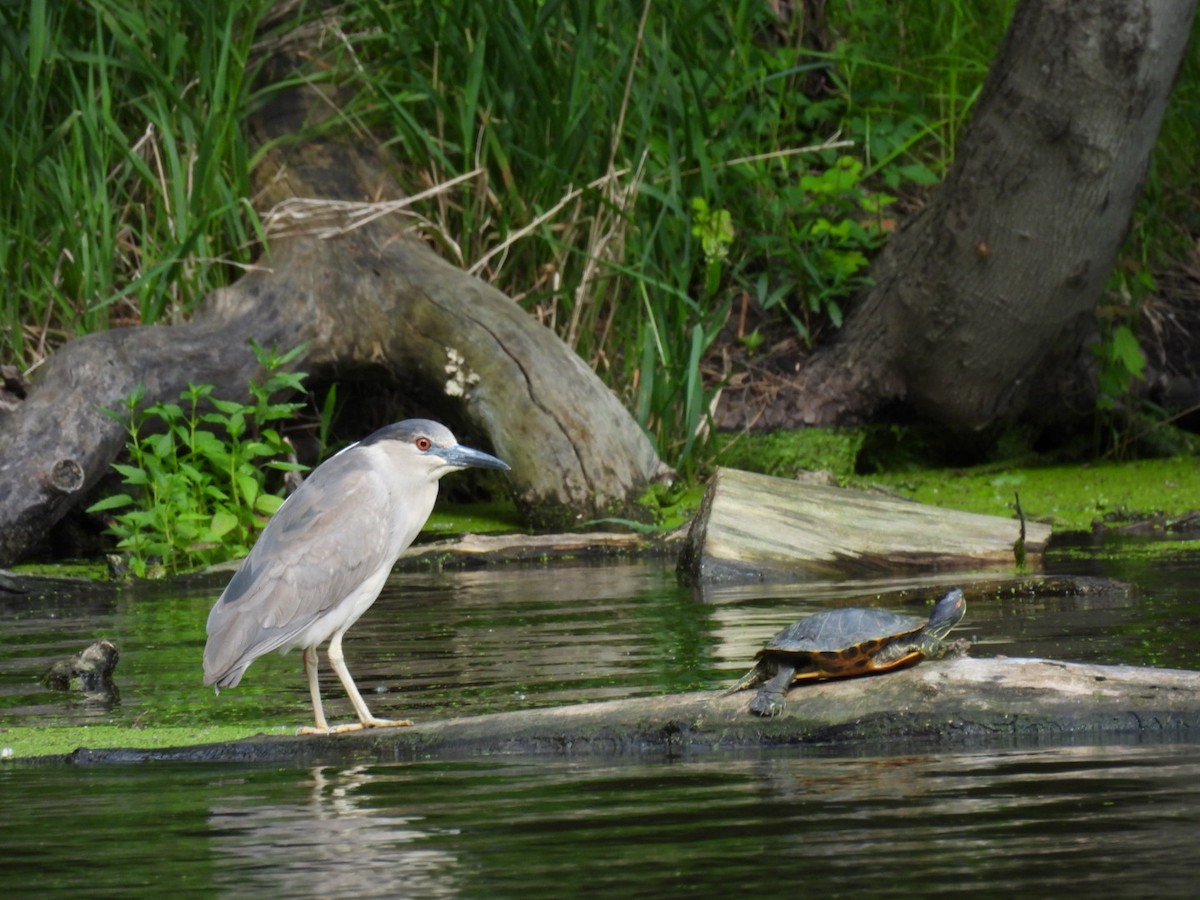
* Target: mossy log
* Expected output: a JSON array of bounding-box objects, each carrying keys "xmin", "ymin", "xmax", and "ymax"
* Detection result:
[
  {"xmin": 0, "ymin": 82, "xmax": 665, "ymax": 566},
  {"xmin": 55, "ymin": 656, "xmax": 1200, "ymax": 766},
  {"xmin": 678, "ymin": 468, "xmax": 1051, "ymax": 583}
]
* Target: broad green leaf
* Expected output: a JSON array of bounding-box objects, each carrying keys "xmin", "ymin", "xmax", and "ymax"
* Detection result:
[
  {"xmin": 113, "ymin": 464, "xmax": 150, "ymax": 484},
  {"xmin": 235, "ymin": 472, "xmax": 259, "ymax": 506},
  {"xmin": 208, "ymin": 510, "xmax": 239, "ymax": 538},
  {"xmin": 255, "ymin": 493, "xmax": 285, "ymax": 516},
  {"xmin": 87, "ymin": 493, "xmax": 134, "ymax": 513},
  {"xmin": 1111, "ymin": 325, "xmax": 1145, "ymax": 379}
]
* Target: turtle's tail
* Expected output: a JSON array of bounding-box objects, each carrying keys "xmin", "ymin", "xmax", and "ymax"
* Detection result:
[{"xmin": 722, "ymin": 666, "xmax": 762, "ymax": 696}]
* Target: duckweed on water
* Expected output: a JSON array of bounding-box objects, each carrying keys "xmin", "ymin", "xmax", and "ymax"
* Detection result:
[{"xmin": 0, "ymin": 724, "xmax": 291, "ymax": 761}]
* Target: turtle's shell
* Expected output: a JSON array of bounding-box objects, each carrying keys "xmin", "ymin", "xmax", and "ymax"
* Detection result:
[
  {"xmin": 759, "ymin": 607, "xmax": 926, "ymax": 674},
  {"xmin": 765, "ymin": 608, "xmax": 925, "ymax": 653}
]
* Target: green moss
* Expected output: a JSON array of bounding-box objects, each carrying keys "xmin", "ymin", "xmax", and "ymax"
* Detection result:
[
  {"xmin": 12, "ymin": 561, "xmax": 113, "ymax": 581},
  {"xmin": 628, "ymin": 481, "xmax": 708, "ymax": 532},
  {"xmin": 861, "ymin": 457, "xmax": 1200, "ymax": 532},
  {"xmin": 1049, "ymin": 537, "xmax": 1200, "ymax": 562},
  {"xmin": 714, "ymin": 429, "xmax": 866, "ymax": 480},
  {"xmin": 0, "ymin": 724, "xmax": 292, "ymax": 761},
  {"xmin": 422, "ymin": 501, "xmax": 525, "ymax": 536}
]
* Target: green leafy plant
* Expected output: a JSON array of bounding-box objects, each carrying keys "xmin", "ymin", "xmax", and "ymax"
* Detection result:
[
  {"xmin": 690, "ymin": 197, "xmax": 735, "ymax": 296},
  {"xmin": 739, "ymin": 327, "xmax": 765, "ymax": 354},
  {"xmin": 1092, "ymin": 323, "xmax": 1146, "ymax": 412},
  {"xmin": 735, "ymin": 154, "xmax": 897, "ymax": 343},
  {"xmin": 88, "ymin": 343, "xmax": 322, "ymax": 577},
  {"xmin": 1093, "ymin": 264, "xmax": 1153, "ymax": 421}
]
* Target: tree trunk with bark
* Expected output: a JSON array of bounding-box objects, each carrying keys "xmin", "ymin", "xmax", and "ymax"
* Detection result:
[{"xmin": 782, "ymin": 0, "xmax": 1197, "ymax": 430}]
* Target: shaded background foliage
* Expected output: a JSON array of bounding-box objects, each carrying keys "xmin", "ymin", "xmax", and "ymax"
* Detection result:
[{"xmin": 2, "ymin": 0, "xmax": 1197, "ymax": 473}]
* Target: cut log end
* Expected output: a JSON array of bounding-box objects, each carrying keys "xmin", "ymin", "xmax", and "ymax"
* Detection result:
[{"xmin": 679, "ymin": 467, "xmax": 1051, "ymax": 584}]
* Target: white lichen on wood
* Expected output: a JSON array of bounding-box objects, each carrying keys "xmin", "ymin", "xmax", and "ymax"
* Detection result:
[{"xmin": 443, "ymin": 346, "xmax": 480, "ymax": 398}]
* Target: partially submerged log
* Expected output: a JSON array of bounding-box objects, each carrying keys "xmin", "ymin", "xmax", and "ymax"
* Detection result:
[
  {"xmin": 0, "ymin": 80, "xmax": 665, "ymax": 566},
  {"xmin": 55, "ymin": 656, "xmax": 1200, "ymax": 766},
  {"xmin": 41, "ymin": 639, "xmax": 120, "ymax": 694},
  {"xmin": 679, "ymin": 467, "xmax": 1051, "ymax": 583},
  {"xmin": 398, "ymin": 530, "xmax": 666, "ymax": 565}
]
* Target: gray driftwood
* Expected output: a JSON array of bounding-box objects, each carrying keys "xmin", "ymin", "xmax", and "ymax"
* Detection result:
[
  {"xmin": 678, "ymin": 467, "xmax": 1050, "ymax": 583},
  {"xmin": 54, "ymin": 656, "xmax": 1200, "ymax": 766},
  {"xmin": 0, "ymin": 84, "xmax": 665, "ymax": 566}
]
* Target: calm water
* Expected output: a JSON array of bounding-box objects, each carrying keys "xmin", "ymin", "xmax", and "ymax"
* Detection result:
[{"xmin": 3, "ymin": 534, "xmax": 1200, "ymax": 896}]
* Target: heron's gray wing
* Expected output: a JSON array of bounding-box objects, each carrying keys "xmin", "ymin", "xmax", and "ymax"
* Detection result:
[{"xmin": 202, "ymin": 450, "xmax": 394, "ymax": 686}]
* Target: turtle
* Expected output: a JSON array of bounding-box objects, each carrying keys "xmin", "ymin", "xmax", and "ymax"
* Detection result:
[{"xmin": 726, "ymin": 587, "xmax": 966, "ymax": 717}]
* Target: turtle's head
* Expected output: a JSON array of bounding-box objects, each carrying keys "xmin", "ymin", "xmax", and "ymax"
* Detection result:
[{"xmin": 927, "ymin": 588, "xmax": 966, "ymax": 638}]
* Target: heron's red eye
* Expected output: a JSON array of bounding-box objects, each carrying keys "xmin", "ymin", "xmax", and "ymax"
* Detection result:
[{"xmin": 415, "ymin": 436, "xmax": 432, "ymax": 451}]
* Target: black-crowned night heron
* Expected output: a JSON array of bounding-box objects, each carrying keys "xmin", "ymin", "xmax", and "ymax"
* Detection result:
[{"xmin": 202, "ymin": 419, "xmax": 509, "ymax": 734}]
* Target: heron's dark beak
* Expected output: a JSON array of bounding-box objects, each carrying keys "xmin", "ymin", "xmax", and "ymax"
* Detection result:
[{"xmin": 436, "ymin": 444, "xmax": 510, "ymax": 472}]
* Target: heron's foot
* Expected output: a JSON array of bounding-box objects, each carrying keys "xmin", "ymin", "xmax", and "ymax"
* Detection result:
[
  {"xmin": 299, "ymin": 717, "xmax": 415, "ymax": 735},
  {"xmin": 349, "ymin": 717, "xmax": 415, "ymax": 733}
]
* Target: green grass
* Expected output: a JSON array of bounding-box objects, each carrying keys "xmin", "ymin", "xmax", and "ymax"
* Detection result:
[
  {"xmin": 421, "ymin": 502, "xmax": 526, "ymax": 538},
  {"xmin": 828, "ymin": 0, "xmax": 1017, "ymax": 169},
  {"xmin": 0, "ymin": 0, "xmax": 280, "ymax": 366}
]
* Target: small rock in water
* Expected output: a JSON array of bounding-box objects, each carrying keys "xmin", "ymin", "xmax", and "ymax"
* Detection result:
[{"xmin": 42, "ymin": 639, "xmax": 120, "ymax": 694}]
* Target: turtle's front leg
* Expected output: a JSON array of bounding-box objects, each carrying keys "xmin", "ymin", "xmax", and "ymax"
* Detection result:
[{"xmin": 749, "ymin": 664, "xmax": 796, "ymax": 717}]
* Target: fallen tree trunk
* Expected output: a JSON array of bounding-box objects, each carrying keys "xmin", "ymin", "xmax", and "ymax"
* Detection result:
[
  {"xmin": 0, "ymin": 82, "xmax": 666, "ymax": 565},
  {"xmin": 54, "ymin": 656, "xmax": 1200, "ymax": 765},
  {"xmin": 678, "ymin": 467, "xmax": 1050, "ymax": 583}
]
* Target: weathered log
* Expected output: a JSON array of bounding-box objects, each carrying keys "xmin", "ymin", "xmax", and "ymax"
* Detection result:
[
  {"xmin": 52, "ymin": 656, "xmax": 1200, "ymax": 765},
  {"xmin": 0, "ymin": 82, "xmax": 666, "ymax": 566},
  {"xmin": 398, "ymin": 530, "xmax": 668, "ymax": 565},
  {"xmin": 678, "ymin": 467, "xmax": 1050, "ymax": 583}
]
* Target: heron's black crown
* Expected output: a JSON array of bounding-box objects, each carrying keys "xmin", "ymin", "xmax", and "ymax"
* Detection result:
[{"xmin": 359, "ymin": 419, "xmax": 455, "ymax": 448}]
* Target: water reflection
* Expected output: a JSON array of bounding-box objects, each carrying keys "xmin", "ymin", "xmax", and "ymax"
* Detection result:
[
  {"xmin": 209, "ymin": 766, "xmax": 460, "ymax": 898},
  {"xmin": 7, "ymin": 744, "xmax": 1199, "ymax": 896}
]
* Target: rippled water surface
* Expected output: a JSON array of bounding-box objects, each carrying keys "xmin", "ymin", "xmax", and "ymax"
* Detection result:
[
  {"xmin": 4, "ymin": 745, "xmax": 1200, "ymax": 897},
  {"xmin": 3, "ymin": 535, "xmax": 1200, "ymax": 896}
]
